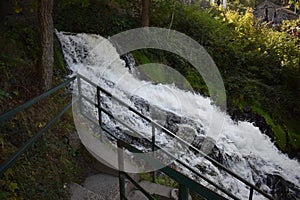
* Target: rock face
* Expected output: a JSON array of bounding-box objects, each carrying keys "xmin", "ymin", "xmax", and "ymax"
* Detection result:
[
  {"xmin": 120, "ymin": 53, "xmax": 136, "ymax": 73},
  {"xmin": 266, "ymin": 174, "xmax": 300, "ymax": 200}
]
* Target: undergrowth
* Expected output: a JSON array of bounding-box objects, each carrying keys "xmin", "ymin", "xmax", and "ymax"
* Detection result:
[{"xmin": 0, "ymin": 15, "xmax": 95, "ymax": 199}]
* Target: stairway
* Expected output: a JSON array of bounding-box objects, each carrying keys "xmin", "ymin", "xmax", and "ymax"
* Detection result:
[{"xmin": 69, "ymin": 173, "xmax": 182, "ymax": 200}]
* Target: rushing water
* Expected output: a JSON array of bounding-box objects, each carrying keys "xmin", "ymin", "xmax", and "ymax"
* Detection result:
[{"xmin": 56, "ymin": 31, "xmax": 300, "ymax": 199}]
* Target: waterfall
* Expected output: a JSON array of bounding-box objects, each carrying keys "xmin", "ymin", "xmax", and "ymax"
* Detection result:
[{"xmin": 56, "ymin": 31, "xmax": 300, "ymax": 199}]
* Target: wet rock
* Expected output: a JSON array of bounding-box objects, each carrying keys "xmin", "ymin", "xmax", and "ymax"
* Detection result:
[
  {"xmin": 130, "ymin": 95, "xmax": 150, "ymax": 116},
  {"xmin": 266, "ymin": 174, "xmax": 300, "ymax": 200},
  {"xmin": 164, "ymin": 113, "xmax": 181, "ymax": 133},
  {"xmin": 207, "ymin": 146, "xmax": 225, "ymax": 165},
  {"xmin": 120, "ymin": 53, "xmax": 136, "ymax": 73}
]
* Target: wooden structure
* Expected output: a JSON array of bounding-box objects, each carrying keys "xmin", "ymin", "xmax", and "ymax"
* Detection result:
[{"xmin": 254, "ymin": 0, "xmax": 299, "ymax": 24}]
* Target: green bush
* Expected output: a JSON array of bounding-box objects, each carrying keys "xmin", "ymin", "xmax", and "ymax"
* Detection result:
[{"xmin": 148, "ymin": 4, "xmax": 300, "ymax": 154}]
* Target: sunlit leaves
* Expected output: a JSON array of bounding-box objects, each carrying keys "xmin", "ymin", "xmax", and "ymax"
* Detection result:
[{"xmin": 13, "ymin": 0, "xmax": 22, "ymax": 14}]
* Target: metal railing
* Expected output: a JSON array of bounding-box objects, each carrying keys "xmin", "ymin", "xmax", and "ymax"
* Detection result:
[
  {"xmin": 0, "ymin": 76, "xmax": 76, "ymax": 175},
  {"xmin": 0, "ymin": 73, "xmax": 277, "ymax": 199},
  {"xmin": 77, "ymin": 74, "xmax": 275, "ymax": 200},
  {"xmin": 117, "ymin": 139, "xmax": 227, "ymax": 200}
]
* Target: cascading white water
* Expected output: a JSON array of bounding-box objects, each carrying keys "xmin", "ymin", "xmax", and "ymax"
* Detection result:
[{"xmin": 56, "ymin": 31, "xmax": 300, "ymax": 199}]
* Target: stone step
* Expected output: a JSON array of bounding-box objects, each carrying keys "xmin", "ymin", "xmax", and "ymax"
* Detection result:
[
  {"xmin": 137, "ymin": 181, "xmax": 192, "ymax": 200},
  {"xmin": 69, "ymin": 182, "xmax": 104, "ymax": 200},
  {"xmin": 69, "ymin": 173, "xmax": 120, "ymax": 200},
  {"xmin": 83, "ymin": 173, "xmax": 120, "ymax": 200},
  {"xmin": 138, "ymin": 180, "xmax": 177, "ymax": 200},
  {"xmin": 127, "ymin": 190, "xmax": 148, "ymax": 200},
  {"xmin": 70, "ymin": 173, "xmax": 140, "ymax": 200},
  {"xmin": 69, "ymin": 174, "xmax": 191, "ymax": 200}
]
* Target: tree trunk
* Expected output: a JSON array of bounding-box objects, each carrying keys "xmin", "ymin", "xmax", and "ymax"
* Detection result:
[
  {"xmin": 38, "ymin": 0, "xmax": 54, "ymax": 91},
  {"xmin": 141, "ymin": 0, "xmax": 150, "ymax": 27}
]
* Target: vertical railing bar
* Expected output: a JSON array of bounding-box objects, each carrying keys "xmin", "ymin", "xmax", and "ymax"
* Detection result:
[
  {"xmin": 77, "ymin": 75, "xmax": 83, "ymax": 116},
  {"xmin": 117, "ymin": 140, "xmax": 126, "ymax": 200},
  {"xmin": 249, "ymin": 187, "xmax": 254, "ymax": 200},
  {"xmin": 96, "ymin": 86, "xmax": 103, "ymax": 141},
  {"xmin": 123, "ymin": 172, "xmax": 156, "ymax": 200},
  {"xmin": 151, "ymin": 122, "xmax": 156, "ymax": 183},
  {"xmin": 119, "ymin": 172, "xmax": 126, "ymax": 200},
  {"xmin": 179, "ymin": 183, "xmax": 189, "ymax": 200},
  {"xmin": 96, "ymin": 86, "xmax": 101, "ymax": 126}
]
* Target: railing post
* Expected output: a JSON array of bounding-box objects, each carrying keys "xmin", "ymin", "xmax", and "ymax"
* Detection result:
[
  {"xmin": 96, "ymin": 86, "xmax": 103, "ymax": 141},
  {"xmin": 249, "ymin": 187, "xmax": 254, "ymax": 200},
  {"xmin": 117, "ymin": 140, "xmax": 126, "ymax": 200},
  {"xmin": 77, "ymin": 75, "xmax": 83, "ymax": 115},
  {"xmin": 179, "ymin": 184, "xmax": 189, "ymax": 200},
  {"xmin": 151, "ymin": 122, "xmax": 156, "ymax": 183}
]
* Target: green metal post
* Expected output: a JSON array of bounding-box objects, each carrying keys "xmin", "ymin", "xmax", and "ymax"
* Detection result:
[
  {"xmin": 117, "ymin": 140, "xmax": 126, "ymax": 200},
  {"xmin": 77, "ymin": 75, "xmax": 83, "ymax": 115},
  {"xmin": 151, "ymin": 122, "xmax": 156, "ymax": 183},
  {"xmin": 119, "ymin": 173, "xmax": 126, "ymax": 200},
  {"xmin": 179, "ymin": 184, "xmax": 189, "ymax": 200}
]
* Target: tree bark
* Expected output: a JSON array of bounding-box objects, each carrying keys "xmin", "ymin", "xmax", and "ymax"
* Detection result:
[
  {"xmin": 141, "ymin": 0, "xmax": 150, "ymax": 27},
  {"xmin": 38, "ymin": 0, "xmax": 54, "ymax": 91}
]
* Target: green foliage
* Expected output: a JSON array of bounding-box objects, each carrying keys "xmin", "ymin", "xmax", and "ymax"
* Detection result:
[
  {"xmin": 225, "ymin": 9, "xmax": 255, "ymax": 35},
  {"xmin": 0, "ymin": 17, "xmax": 86, "ymax": 199},
  {"xmin": 151, "ymin": 0, "xmax": 179, "ymax": 27},
  {"xmin": 58, "ymin": 0, "xmax": 90, "ymax": 8},
  {"xmin": 132, "ymin": 48, "xmax": 208, "ymax": 94},
  {"xmin": 288, "ymin": 0, "xmax": 300, "ymax": 11},
  {"xmin": 0, "ymin": 89, "xmax": 11, "ymax": 101},
  {"xmin": 113, "ymin": 0, "xmax": 141, "ymax": 18},
  {"xmin": 281, "ymin": 19, "xmax": 299, "ymax": 34},
  {"xmin": 147, "ymin": 4, "xmax": 300, "ymax": 155},
  {"xmin": 54, "ymin": 0, "xmax": 138, "ymax": 36},
  {"xmin": 53, "ymin": 37, "xmax": 67, "ymax": 75},
  {"xmin": 259, "ymin": 29, "xmax": 299, "ymax": 68},
  {"xmin": 141, "ymin": 172, "xmax": 178, "ymax": 188},
  {"xmin": 0, "ymin": 169, "xmax": 19, "ymax": 199},
  {"xmin": 252, "ymin": 105, "xmax": 286, "ymax": 149},
  {"xmin": 0, "ymin": 21, "xmax": 39, "ymax": 65},
  {"xmin": 0, "ymin": 95, "xmax": 82, "ymax": 199}
]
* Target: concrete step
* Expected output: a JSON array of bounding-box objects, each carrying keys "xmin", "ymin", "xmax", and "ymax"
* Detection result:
[
  {"xmin": 69, "ymin": 174, "xmax": 190, "ymax": 200},
  {"xmin": 127, "ymin": 190, "xmax": 148, "ymax": 200},
  {"xmin": 83, "ymin": 174, "xmax": 120, "ymax": 200},
  {"xmin": 69, "ymin": 173, "xmax": 120, "ymax": 200},
  {"xmin": 138, "ymin": 180, "xmax": 177, "ymax": 200},
  {"xmin": 69, "ymin": 173, "xmax": 140, "ymax": 200},
  {"xmin": 137, "ymin": 181, "xmax": 192, "ymax": 200},
  {"xmin": 69, "ymin": 182, "xmax": 104, "ymax": 200}
]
